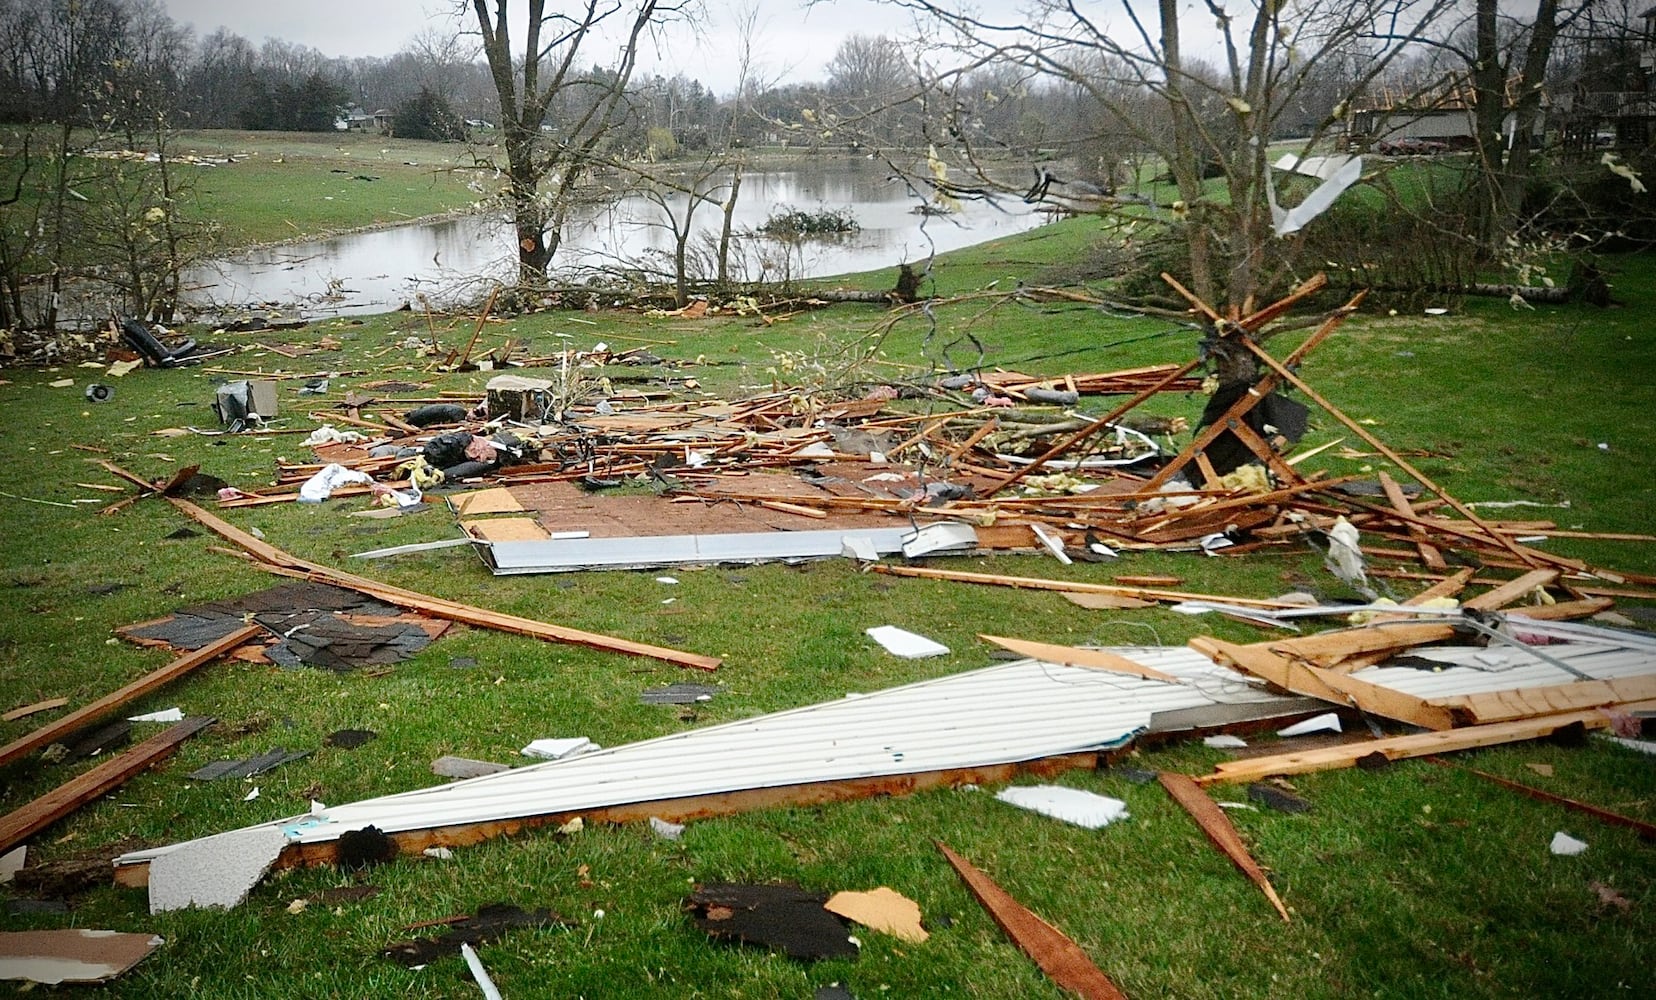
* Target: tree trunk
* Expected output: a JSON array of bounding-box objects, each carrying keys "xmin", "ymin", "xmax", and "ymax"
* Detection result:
[{"xmin": 716, "ymin": 167, "xmax": 741, "ymax": 286}]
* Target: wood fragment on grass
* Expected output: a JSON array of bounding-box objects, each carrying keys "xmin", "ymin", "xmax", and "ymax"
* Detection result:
[
  {"xmin": 1157, "ymin": 771, "xmax": 1291, "ymax": 921},
  {"xmin": 937, "ymin": 842, "xmax": 1129, "ymax": 1000}
]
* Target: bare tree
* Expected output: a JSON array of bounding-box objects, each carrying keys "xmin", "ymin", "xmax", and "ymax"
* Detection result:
[
  {"xmin": 876, "ymin": 1, "xmax": 1454, "ymax": 309},
  {"xmin": 466, "ymin": 0, "xmax": 685, "ymax": 286}
]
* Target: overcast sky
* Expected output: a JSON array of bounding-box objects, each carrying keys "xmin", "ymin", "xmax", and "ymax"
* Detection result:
[{"xmin": 159, "ymin": 0, "xmax": 963, "ymax": 96}]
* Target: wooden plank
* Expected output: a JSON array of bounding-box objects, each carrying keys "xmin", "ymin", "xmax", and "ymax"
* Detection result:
[
  {"xmin": 0, "ymin": 717, "xmax": 215, "ymax": 855},
  {"xmin": 1158, "ymin": 771, "xmax": 1290, "ymax": 921},
  {"xmin": 3, "ymin": 698, "xmax": 68, "ymax": 722},
  {"xmin": 161, "ymin": 495, "xmax": 722, "ymax": 672},
  {"xmin": 1430, "ymin": 676, "xmax": 1656, "ymax": 724},
  {"xmin": 978, "ymin": 635, "xmax": 1179, "ymax": 682},
  {"xmin": 1426, "ymin": 758, "xmax": 1656, "ymax": 840},
  {"xmin": 1254, "ymin": 622, "xmax": 1460, "ymax": 669},
  {"xmin": 1379, "ymin": 471, "xmax": 1446, "ymax": 570},
  {"xmin": 869, "ymin": 563, "xmax": 1302, "ymax": 610},
  {"xmin": 1463, "ymin": 569, "xmax": 1561, "ymax": 611},
  {"xmin": 1407, "ymin": 567, "xmax": 1476, "ymax": 604},
  {"xmin": 1193, "ymin": 637, "xmax": 1456, "ymax": 730},
  {"xmin": 0, "ymin": 625, "xmax": 260, "ymax": 770},
  {"xmin": 1191, "ymin": 710, "xmax": 1613, "ymax": 785},
  {"xmin": 938, "ymin": 842, "xmax": 1129, "ymax": 1000}
]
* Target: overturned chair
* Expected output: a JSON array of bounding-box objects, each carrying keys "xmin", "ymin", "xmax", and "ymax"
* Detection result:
[{"xmin": 117, "ymin": 317, "xmax": 197, "ymax": 367}]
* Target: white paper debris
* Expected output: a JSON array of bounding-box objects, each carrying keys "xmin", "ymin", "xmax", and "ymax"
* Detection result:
[
  {"xmin": 243, "ymin": 787, "xmax": 260, "ymax": 802},
  {"xmin": 1278, "ymin": 713, "xmax": 1342, "ymax": 737},
  {"xmin": 995, "ymin": 785, "xmax": 1129, "ymax": 829},
  {"xmin": 0, "ymin": 845, "xmax": 23, "ymax": 884},
  {"xmin": 1550, "ymin": 831, "xmax": 1588, "ymax": 856},
  {"xmin": 655, "ymin": 576, "xmax": 679, "ymax": 585},
  {"xmin": 127, "ymin": 708, "xmax": 185, "ymax": 723},
  {"xmin": 1217, "ymin": 801, "xmax": 1258, "ymax": 811},
  {"xmin": 298, "ymin": 463, "xmax": 374, "ymax": 503},
  {"xmin": 1204, "ymin": 734, "xmax": 1249, "ymax": 749},
  {"xmin": 649, "ymin": 816, "xmax": 685, "ymax": 841},
  {"xmin": 422, "ymin": 847, "xmax": 453, "ymax": 860},
  {"xmin": 521, "ymin": 737, "xmax": 597, "ymax": 760},
  {"xmin": 865, "ymin": 626, "xmax": 949, "ymax": 659}
]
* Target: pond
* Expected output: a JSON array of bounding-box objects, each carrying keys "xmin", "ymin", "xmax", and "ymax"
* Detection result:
[{"xmin": 184, "ymin": 157, "xmax": 1050, "ymax": 315}]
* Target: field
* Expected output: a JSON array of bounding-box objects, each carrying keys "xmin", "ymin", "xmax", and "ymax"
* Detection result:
[{"xmin": 0, "ymin": 201, "xmax": 1653, "ymax": 996}]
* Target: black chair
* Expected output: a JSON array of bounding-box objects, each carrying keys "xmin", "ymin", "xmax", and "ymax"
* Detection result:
[{"xmin": 118, "ymin": 318, "xmax": 197, "ymax": 367}]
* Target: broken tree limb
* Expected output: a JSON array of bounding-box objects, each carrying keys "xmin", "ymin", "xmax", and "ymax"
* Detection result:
[
  {"xmin": 1157, "ymin": 771, "xmax": 1291, "ymax": 921},
  {"xmin": 937, "ymin": 842, "xmax": 1129, "ymax": 1000},
  {"xmin": 869, "ymin": 563, "xmax": 1303, "ymax": 610},
  {"xmin": 0, "ymin": 716, "xmax": 215, "ymax": 855},
  {"xmin": 0, "ymin": 625, "xmax": 261, "ymax": 770},
  {"xmin": 1191, "ymin": 710, "xmax": 1616, "ymax": 785},
  {"xmin": 154, "ymin": 494, "xmax": 721, "ymax": 671}
]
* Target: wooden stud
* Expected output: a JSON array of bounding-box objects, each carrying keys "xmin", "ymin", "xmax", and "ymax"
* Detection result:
[
  {"xmin": 1157, "ymin": 771, "xmax": 1291, "ymax": 921},
  {"xmin": 978, "ymin": 635, "xmax": 1180, "ymax": 682}
]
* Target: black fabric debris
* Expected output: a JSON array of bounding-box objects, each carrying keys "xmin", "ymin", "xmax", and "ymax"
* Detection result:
[
  {"xmin": 1329, "ymin": 479, "xmax": 1422, "ymax": 500},
  {"xmin": 338, "ymin": 825, "xmax": 397, "ymax": 872},
  {"xmin": 56, "ymin": 720, "xmax": 132, "ymax": 764},
  {"xmin": 1549, "ymin": 721, "xmax": 1589, "ymax": 747},
  {"xmin": 422, "ymin": 431, "xmax": 474, "ymax": 470},
  {"xmin": 1247, "ymin": 783, "xmax": 1313, "ymax": 814},
  {"xmin": 639, "ymin": 684, "xmax": 722, "ymax": 705},
  {"xmin": 189, "ymin": 747, "xmax": 311, "ymax": 781},
  {"xmin": 685, "ymin": 883, "xmax": 858, "ymax": 960},
  {"xmin": 380, "ymin": 903, "xmax": 565, "ymax": 966},
  {"xmin": 1195, "ymin": 381, "xmax": 1310, "ymax": 476},
  {"xmin": 405, "ymin": 403, "xmax": 469, "ymax": 427},
  {"xmin": 325, "ymin": 728, "xmax": 378, "ymax": 750},
  {"xmin": 1382, "ymin": 654, "xmax": 1450, "ymax": 672}
]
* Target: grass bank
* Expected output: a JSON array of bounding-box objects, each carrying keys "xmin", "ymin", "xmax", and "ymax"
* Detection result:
[{"xmin": 0, "ymin": 219, "xmax": 1651, "ymax": 997}]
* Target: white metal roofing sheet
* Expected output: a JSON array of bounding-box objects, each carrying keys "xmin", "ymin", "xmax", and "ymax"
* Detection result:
[{"xmin": 119, "ymin": 650, "xmax": 1293, "ymax": 860}]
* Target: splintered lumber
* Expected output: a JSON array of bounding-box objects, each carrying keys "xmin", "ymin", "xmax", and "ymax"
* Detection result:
[
  {"xmin": 1429, "ymin": 676, "xmax": 1656, "ymax": 724},
  {"xmin": 0, "ymin": 625, "xmax": 261, "ymax": 770},
  {"xmin": 936, "ymin": 842, "xmax": 1128, "ymax": 1000},
  {"xmin": 870, "ymin": 563, "xmax": 1302, "ymax": 610},
  {"xmin": 1426, "ymin": 758, "xmax": 1656, "ymax": 840},
  {"xmin": 1191, "ymin": 710, "xmax": 1615, "ymax": 785},
  {"xmin": 1462, "ymin": 569, "xmax": 1561, "ymax": 611},
  {"xmin": 2, "ymin": 698, "xmax": 68, "ymax": 722},
  {"xmin": 160, "ymin": 495, "xmax": 721, "ymax": 671},
  {"xmin": 0, "ymin": 717, "xmax": 215, "ymax": 855},
  {"xmin": 978, "ymin": 635, "xmax": 1179, "ymax": 682},
  {"xmin": 1379, "ymin": 471, "xmax": 1446, "ymax": 570},
  {"xmin": 1191, "ymin": 637, "xmax": 1456, "ymax": 730},
  {"xmin": 1157, "ymin": 771, "xmax": 1291, "ymax": 921}
]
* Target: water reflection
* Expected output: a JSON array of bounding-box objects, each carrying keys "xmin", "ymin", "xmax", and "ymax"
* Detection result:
[{"xmin": 185, "ymin": 158, "xmax": 1047, "ymax": 315}]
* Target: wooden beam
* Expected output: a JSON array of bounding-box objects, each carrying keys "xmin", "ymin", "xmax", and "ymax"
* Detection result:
[
  {"xmin": 0, "ymin": 717, "xmax": 215, "ymax": 855},
  {"xmin": 1379, "ymin": 471, "xmax": 1446, "ymax": 569},
  {"xmin": 938, "ymin": 842, "xmax": 1129, "ymax": 1000},
  {"xmin": 1462, "ymin": 568, "xmax": 1560, "ymax": 611},
  {"xmin": 1191, "ymin": 710, "xmax": 1613, "ymax": 785},
  {"xmin": 1158, "ymin": 771, "xmax": 1290, "ymax": 921},
  {"xmin": 160, "ymin": 495, "xmax": 722, "ymax": 672},
  {"xmin": 978, "ymin": 635, "xmax": 1180, "ymax": 682},
  {"xmin": 0, "ymin": 625, "xmax": 261, "ymax": 770},
  {"xmin": 1192, "ymin": 637, "xmax": 1456, "ymax": 730},
  {"xmin": 1426, "ymin": 758, "xmax": 1656, "ymax": 840}
]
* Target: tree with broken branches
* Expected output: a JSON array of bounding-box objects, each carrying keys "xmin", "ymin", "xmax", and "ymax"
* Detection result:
[
  {"xmin": 464, "ymin": 0, "xmax": 686, "ymax": 288},
  {"xmin": 864, "ymin": 0, "xmax": 1457, "ymax": 311}
]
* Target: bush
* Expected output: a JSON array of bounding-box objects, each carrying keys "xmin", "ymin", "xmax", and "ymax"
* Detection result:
[
  {"xmin": 392, "ymin": 88, "xmax": 465, "ymax": 142},
  {"xmin": 759, "ymin": 207, "xmax": 860, "ymax": 237}
]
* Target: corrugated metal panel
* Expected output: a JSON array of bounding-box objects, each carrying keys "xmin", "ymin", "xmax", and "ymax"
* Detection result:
[
  {"xmin": 483, "ymin": 526, "xmax": 953, "ymax": 573},
  {"xmin": 118, "ymin": 650, "xmax": 1293, "ymax": 861},
  {"xmin": 1352, "ymin": 623, "xmax": 1656, "ymax": 700}
]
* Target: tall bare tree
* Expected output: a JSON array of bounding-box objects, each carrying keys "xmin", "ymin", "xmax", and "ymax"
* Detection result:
[{"xmin": 467, "ymin": 0, "xmax": 683, "ymax": 285}]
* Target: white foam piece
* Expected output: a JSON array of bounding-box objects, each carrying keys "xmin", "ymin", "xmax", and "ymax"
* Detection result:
[
  {"xmin": 995, "ymin": 785, "xmax": 1129, "ymax": 829},
  {"xmin": 148, "ymin": 826, "xmax": 288, "ymax": 913},
  {"xmin": 1549, "ymin": 831, "xmax": 1588, "ymax": 856},
  {"xmin": 1278, "ymin": 713, "xmax": 1342, "ymax": 737},
  {"xmin": 865, "ymin": 626, "xmax": 949, "ymax": 659}
]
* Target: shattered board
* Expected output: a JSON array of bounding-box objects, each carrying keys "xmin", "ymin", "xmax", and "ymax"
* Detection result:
[
  {"xmin": 118, "ymin": 581, "xmax": 448, "ymax": 670},
  {"xmin": 686, "ymin": 883, "xmax": 858, "ymax": 960}
]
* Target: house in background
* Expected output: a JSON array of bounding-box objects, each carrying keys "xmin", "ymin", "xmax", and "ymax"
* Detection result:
[{"xmin": 335, "ymin": 105, "xmax": 391, "ymax": 132}]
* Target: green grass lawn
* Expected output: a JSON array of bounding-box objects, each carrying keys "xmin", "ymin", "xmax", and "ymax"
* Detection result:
[{"xmin": 0, "ymin": 216, "xmax": 1652, "ymax": 997}]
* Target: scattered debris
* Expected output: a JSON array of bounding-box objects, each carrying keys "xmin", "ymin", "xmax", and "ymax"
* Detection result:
[
  {"xmin": 824, "ymin": 887, "xmax": 929, "ymax": 943},
  {"xmin": 381, "ymin": 903, "xmax": 565, "ymax": 967},
  {"xmin": 1550, "ymin": 831, "xmax": 1589, "ymax": 856},
  {"xmin": 521, "ymin": 737, "xmax": 597, "ymax": 760},
  {"xmin": 189, "ymin": 747, "xmax": 311, "ymax": 782},
  {"xmin": 938, "ymin": 842, "xmax": 1127, "ymax": 999},
  {"xmin": 685, "ymin": 883, "xmax": 858, "ymax": 960},
  {"xmin": 865, "ymin": 625, "xmax": 949, "ymax": 659},
  {"xmin": 649, "ymin": 816, "xmax": 685, "ymax": 840},
  {"xmin": 995, "ymin": 785, "xmax": 1130, "ymax": 829},
  {"xmin": 147, "ymin": 825, "xmax": 288, "ymax": 913},
  {"xmin": 1278, "ymin": 713, "xmax": 1342, "ymax": 737},
  {"xmin": 0, "ymin": 929, "xmax": 164, "ymax": 985},
  {"xmin": 640, "ymin": 683, "xmax": 721, "ymax": 705},
  {"xmin": 1158, "ymin": 771, "xmax": 1290, "ymax": 921}
]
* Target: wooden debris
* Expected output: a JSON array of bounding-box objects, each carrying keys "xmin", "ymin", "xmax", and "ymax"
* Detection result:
[
  {"xmin": 979, "ymin": 635, "xmax": 1179, "ymax": 682},
  {"xmin": 1157, "ymin": 771, "xmax": 1291, "ymax": 921},
  {"xmin": 1426, "ymin": 757, "xmax": 1656, "ymax": 841},
  {"xmin": 1192, "ymin": 711, "xmax": 1617, "ymax": 785},
  {"xmin": 2, "ymin": 698, "xmax": 68, "ymax": 723},
  {"xmin": 937, "ymin": 842, "xmax": 1129, "ymax": 1000},
  {"xmin": 0, "ymin": 625, "xmax": 260, "ymax": 770},
  {"xmin": 0, "ymin": 717, "xmax": 216, "ymax": 855}
]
